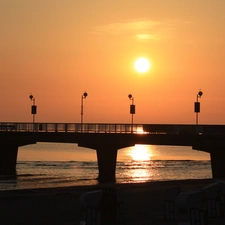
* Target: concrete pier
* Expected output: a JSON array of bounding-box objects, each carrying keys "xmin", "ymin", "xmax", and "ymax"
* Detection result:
[
  {"xmin": 210, "ymin": 150, "xmax": 225, "ymax": 179},
  {"xmin": 0, "ymin": 144, "xmax": 18, "ymax": 175},
  {"xmin": 96, "ymin": 146, "xmax": 118, "ymax": 182},
  {"xmin": 192, "ymin": 136, "xmax": 225, "ymax": 179},
  {"xmin": 1, "ymin": 123, "xmax": 225, "ymax": 182},
  {"xmin": 78, "ymin": 136, "xmax": 132, "ymax": 183}
]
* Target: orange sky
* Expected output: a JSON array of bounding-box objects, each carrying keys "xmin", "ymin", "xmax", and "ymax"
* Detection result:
[{"xmin": 1, "ymin": 0, "xmax": 225, "ymax": 124}]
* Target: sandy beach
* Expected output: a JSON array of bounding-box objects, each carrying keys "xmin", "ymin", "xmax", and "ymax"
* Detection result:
[{"xmin": 0, "ymin": 178, "xmax": 217, "ymax": 225}]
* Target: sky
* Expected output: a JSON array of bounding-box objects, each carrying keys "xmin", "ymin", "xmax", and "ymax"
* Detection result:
[{"xmin": 1, "ymin": 0, "xmax": 225, "ymax": 124}]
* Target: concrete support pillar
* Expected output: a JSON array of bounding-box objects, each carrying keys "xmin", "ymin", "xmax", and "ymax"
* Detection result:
[
  {"xmin": 210, "ymin": 150, "xmax": 225, "ymax": 179},
  {"xmin": 78, "ymin": 134, "xmax": 134, "ymax": 183},
  {"xmin": 96, "ymin": 147, "xmax": 118, "ymax": 183},
  {"xmin": 0, "ymin": 144, "xmax": 18, "ymax": 175}
]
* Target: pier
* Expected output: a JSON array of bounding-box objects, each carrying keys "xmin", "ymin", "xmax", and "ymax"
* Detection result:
[{"xmin": 1, "ymin": 122, "xmax": 225, "ymax": 182}]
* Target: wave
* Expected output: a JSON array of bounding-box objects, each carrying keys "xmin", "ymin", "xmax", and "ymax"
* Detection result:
[{"xmin": 0, "ymin": 158, "xmax": 212, "ymax": 191}]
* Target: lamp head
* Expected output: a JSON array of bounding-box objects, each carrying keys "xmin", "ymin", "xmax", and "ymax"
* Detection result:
[
  {"xmin": 29, "ymin": 94, "xmax": 33, "ymax": 100},
  {"xmin": 198, "ymin": 91, "xmax": 203, "ymax": 97},
  {"xmin": 83, "ymin": 92, "xmax": 88, "ymax": 98},
  {"xmin": 128, "ymin": 94, "xmax": 133, "ymax": 99}
]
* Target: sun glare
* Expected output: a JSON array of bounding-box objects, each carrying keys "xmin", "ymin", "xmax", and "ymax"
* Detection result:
[
  {"xmin": 135, "ymin": 127, "xmax": 148, "ymax": 134},
  {"xmin": 129, "ymin": 145, "xmax": 152, "ymax": 161},
  {"xmin": 134, "ymin": 57, "xmax": 150, "ymax": 73}
]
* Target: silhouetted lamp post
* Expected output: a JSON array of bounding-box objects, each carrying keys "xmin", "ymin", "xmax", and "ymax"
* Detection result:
[
  {"xmin": 81, "ymin": 91, "xmax": 88, "ymax": 131},
  {"xmin": 29, "ymin": 94, "xmax": 37, "ymax": 124},
  {"xmin": 128, "ymin": 94, "xmax": 135, "ymax": 133},
  {"xmin": 194, "ymin": 90, "xmax": 203, "ymax": 125}
]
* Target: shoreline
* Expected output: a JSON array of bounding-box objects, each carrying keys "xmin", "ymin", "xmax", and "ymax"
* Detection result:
[
  {"xmin": 0, "ymin": 178, "xmax": 218, "ymax": 225},
  {"xmin": 0, "ymin": 178, "xmax": 214, "ymax": 195}
]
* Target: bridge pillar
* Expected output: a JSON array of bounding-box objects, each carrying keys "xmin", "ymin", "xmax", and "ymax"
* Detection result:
[
  {"xmin": 0, "ymin": 144, "xmax": 18, "ymax": 175},
  {"xmin": 193, "ymin": 137, "xmax": 225, "ymax": 179},
  {"xmin": 78, "ymin": 134, "xmax": 137, "ymax": 183},
  {"xmin": 210, "ymin": 150, "xmax": 225, "ymax": 179},
  {"xmin": 96, "ymin": 147, "xmax": 118, "ymax": 183}
]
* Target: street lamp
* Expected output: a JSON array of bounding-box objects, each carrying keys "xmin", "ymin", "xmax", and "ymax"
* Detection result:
[
  {"xmin": 194, "ymin": 90, "xmax": 203, "ymax": 125},
  {"xmin": 128, "ymin": 94, "xmax": 135, "ymax": 133},
  {"xmin": 81, "ymin": 91, "xmax": 88, "ymax": 131},
  {"xmin": 29, "ymin": 94, "xmax": 37, "ymax": 124}
]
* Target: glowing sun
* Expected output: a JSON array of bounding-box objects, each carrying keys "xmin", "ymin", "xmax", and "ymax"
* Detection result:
[{"xmin": 134, "ymin": 57, "xmax": 150, "ymax": 73}]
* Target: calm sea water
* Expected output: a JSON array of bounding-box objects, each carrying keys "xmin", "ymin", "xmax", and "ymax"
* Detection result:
[{"xmin": 0, "ymin": 143, "xmax": 212, "ymax": 191}]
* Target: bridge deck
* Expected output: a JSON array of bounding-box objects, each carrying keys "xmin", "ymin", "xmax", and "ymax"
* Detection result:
[{"xmin": 1, "ymin": 122, "xmax": 225, "ymax": 135}]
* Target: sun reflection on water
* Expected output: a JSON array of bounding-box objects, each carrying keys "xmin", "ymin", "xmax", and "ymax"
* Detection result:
[
  {"xmin": 128, "ymin": 144, "xmax": 152, "ymax": 161},
  {"xmin": 125, "ymin": 144, "xmax": 153, "ymax": 182}
]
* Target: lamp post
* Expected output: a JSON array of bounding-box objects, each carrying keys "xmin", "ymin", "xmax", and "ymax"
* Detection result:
[
  {"xmin": 81, "ymin": 91, "xmax": 88, "ymax": 132},
  {"xmin": 194, "ymin": 90, "xmax": 203, "ymax": 125},
  {"xmin": 29, "ymin": 94, "xmax": 37, "ymax": 130},
  {"xmin": 128, "ymin": 94, "xmax": 135, "ymax": 133}
]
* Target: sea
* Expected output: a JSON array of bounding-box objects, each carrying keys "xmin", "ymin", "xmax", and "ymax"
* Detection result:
[{"xmin": 0, "ymin": 143, "xmax": 212, "ymax": 191}]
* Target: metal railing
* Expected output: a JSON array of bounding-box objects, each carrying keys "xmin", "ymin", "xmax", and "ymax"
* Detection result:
[
  {"xmin": 0, "ymin": 122, "xmax": 145, "ymax": 134},
  {"xmin": 1, "ymin": 122, "xmax": 225, "ymax": 135}
]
